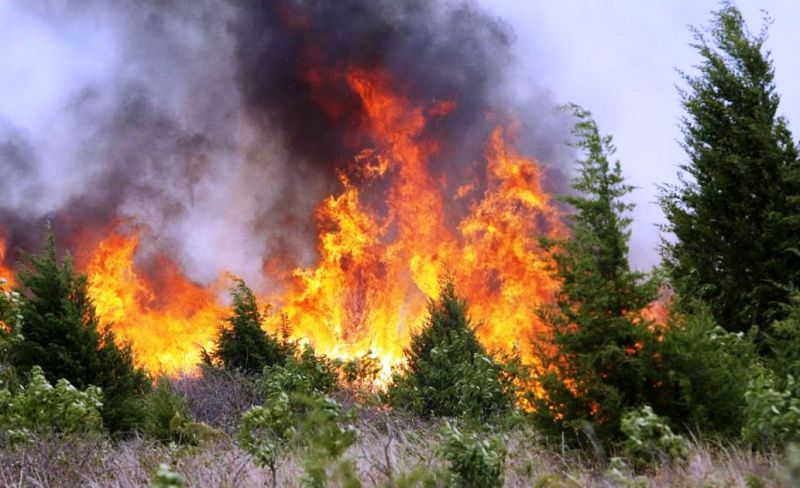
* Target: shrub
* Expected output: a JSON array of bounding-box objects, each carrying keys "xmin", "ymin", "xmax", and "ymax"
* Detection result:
[
  {"xmin": 339, "ymin": 352, "xmax": 381, "ymax": 390},
  {"xmin": 258, "ymin": 344, "xmax": 338, "ymax": 400},
  {"xmin": 620, "ymin": 405, "xmax": 688, "ymax": 469},
  {"xmin": 440, "ymin": 421, "xmax": 506, "ymax": 488},
  {"xmin": 0, "ymin": 366, "xmax": 103, "ymax": 441},
  {"xmin": 649, "ymin": 302, "xmax": 756, "ymax": 435},
  {"xmin": 10, "ymin": 228, "xmax": 150, "ymax": 433},
  {"xmin": 238, "ymin": 392, "xmax": 296, "ymax": 487},
  {"xmin": 296, "ymin": 394, "xmax": 358, "ymax": 488},
  {"xmin": 239, "ymin": 391, "xmax": 357, "ymax": 488},
  {"xmin": 742, "ymin": 368, "xmax": 800, "ymax": 446},
  {"xmin": 388, "ymin": 281, "xmax": 511, "ymax": 419},
  {"xmin": 144, "ymin": 377, "xmax": 214, "ymax": 446},
  {"xmin": 204, "ymin": 279, "xmax": 289, "ymax": 375}
]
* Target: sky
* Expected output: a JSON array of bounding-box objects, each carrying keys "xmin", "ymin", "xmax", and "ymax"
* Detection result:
[
  {"xmin": 481, "ymin": 0, "xmax": 800, "ymax": 269},
  {"xmin": 0, "ymin": 1, "xmax": 798, "ymax": 274}
]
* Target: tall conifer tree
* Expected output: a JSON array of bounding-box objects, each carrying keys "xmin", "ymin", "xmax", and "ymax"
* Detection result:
[
  {"xmin": 661, "ymin": 5, "xmax": 800, "ymax": 335},
  {"xmin": 535, "ymin": 106, "xmax": 658, "ymax": 441}
]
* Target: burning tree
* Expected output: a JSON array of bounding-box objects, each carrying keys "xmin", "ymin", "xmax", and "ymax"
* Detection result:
[{"xmin": 534, "ymin": 106, "xmax": 660, "ymax": 442}]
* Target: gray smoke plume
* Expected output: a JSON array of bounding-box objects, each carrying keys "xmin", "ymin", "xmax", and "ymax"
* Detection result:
[{"xmin": 0, "ymin": 0, "xmax": 572, "ymax": 289}]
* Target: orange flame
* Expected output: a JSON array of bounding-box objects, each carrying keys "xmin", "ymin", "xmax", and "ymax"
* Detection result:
[
  {"xmin": 272, "ymin": 70, "xmax": 563, "ymax": 379},
  {"xmin": 75, "ymin": 70, "xmax": 565, "ymax": 384},
  {"xmin": 0, "ymin": 236, "xmax": 14, "ymax": 288},
  {"xmin": 85, "ymin": 233, "xmax": 225, "ymax": 374}
]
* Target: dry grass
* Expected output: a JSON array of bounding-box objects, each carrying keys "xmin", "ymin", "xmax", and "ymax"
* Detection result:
[{"xmin": 0, "ymin": 413, "xmax": 787, "ymax": 487}]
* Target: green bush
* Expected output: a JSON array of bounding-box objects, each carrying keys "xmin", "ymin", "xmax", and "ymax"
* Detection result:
[
  {"xmin": 440, "ymin": 421, "xmax": 506, "ymax": 488},
  {"xmin": 144, "ymin": 377, "xmax": 213, "ymax": 445},
  {"xmin": 648, "ymin": 302, "xmax": 755, "ymax": 435},
  {"xmin": 239, "ymin": 391, "xmax": 357, "ymax": 488},
  {"xmin": 388, "ymin": 281, "xmax": 511, "ymax": 419},
  {"xmin": 742, "ymin": 368, "xmax": 800, "ymax": 445},
  {"xmin": 238, "ymin": 392, "xmax": 296, "ymax": 487},
  {"xmin": 0, "ymin": 366, "xmax": 103, "ymax": 441},
  {"xmin": 620, "ymin": 405, "xmax": 688, "ymax": 469},
  {"xmin": 204, "ymin": 279, "xmax": 290, "ymax": 375},
  {"xmin": 10, "ymin": 228, "xmax": 150, "ymax": 433},
  {"xmin": 258, "ymin": 344, "xmax": 338, "ymax": 400}
]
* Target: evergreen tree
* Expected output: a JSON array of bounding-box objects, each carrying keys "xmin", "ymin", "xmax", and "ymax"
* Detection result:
[
  {"xmin": 389, "ymin": 280, "xmax": 511, "ymax": 419},
  {"xmin": 660, "ymin": 5, "xmax": 800, "ymax": 335},
  {"xmin": 10, "ymin": 227, "xmax": 150, "ymax": 433},
  {"xmin": 205, "ymin": 279, "xmax": 287, "ymax": 375},
  {"xmin": 534, "ymin": 106, "xmax": 659, "ymax": 441}
]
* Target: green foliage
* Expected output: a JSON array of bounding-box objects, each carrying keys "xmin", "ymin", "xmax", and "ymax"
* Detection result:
[
  {"xmin": 238, "ymin": 393, "xmax": 295, "ymax": 486},
  {"xmin": 660, "ymin": 5, "xmax": 800, "ymax": 335},
  {"xmin": 339, "ymin": 352, "xmax": 381, "ymax": 390},
  {"xmin": 742, "ymin": 367, "xmax": 800, "ymax": 445},
  {"xmin": 648, "ymin": 301, "xmax": 755, "ymax": 435},
  {"xmin": 297, "ymin": 393, "xmax": 359, "ymax": 488},
  {"xmin": 239, "ymin": 392, "xmax": 357, "ymax": 488},
  {"xmin": 440, "ymin": 421, "xmax": 505, "ymax": 488},
  {"xmin": 742, "ymin": 293, "xmax": 800, "ymax": 446},
  {"xmin": 621, "ymin": 405, "xmax": 688, "ymax": 470},
  {"xmin": 205, "ymin": 279, "xmax": 289, "ymax": 375},
  {"xmin": 149, "ymin": 464, "xmax": 184, "ymax": 488},
  {"xmin": 0, "ymin": 365, "xmax": 103, "ymax": 441},
  {"xmin": 144, "ymin": 377, "xmax": 213, "ymax": 446},
  {"xmin": 534, "ymin": 106, "xmax": 659, "ymax": 442},
  {"xmin": 9, "ymin": 228, "xmax": 150, "ymax": 433},
  {"xmin": 388, "ymin": 280, "xmax": 512, "ymax": 419},
  {"xmin": 765, "ymin": 290, "xmax": 800, "ymax": 378},
  {"xmin": 258, "ymin": 344, "xmax": 338, "ymax": 400},
  {"xmin": 242, "ymin": 345, "xmax": 356, "ymax": 487}
]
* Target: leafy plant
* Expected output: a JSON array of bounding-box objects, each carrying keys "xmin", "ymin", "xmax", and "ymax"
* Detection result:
[
  {"xmin": 742, "ymin": 368, "xmax": 800, "ymax": 446},
  {"xmin": 649, "ymin": 301, "xmax": 756, "ymax": 435},
  {"xmin": 144, "ymin": 377, "xmax": 214, "ymax": 446},
  {"xmin": 0, "ymin": 366, "xmax": 103, "ymax": 441},
  {"xmin": 258, "ymin": 344, "xmax": 338, "ymax": 400},
  {"xmin": 621, "ymin": 405, "xmax": 688, "ymax": 469},
  {"xmin": 440, "ymin": 421, "xmax": 505, "ymax": 488},
  {"xmin": 238, "ymin": 392, "xmax": 296, "ymax": 487}
]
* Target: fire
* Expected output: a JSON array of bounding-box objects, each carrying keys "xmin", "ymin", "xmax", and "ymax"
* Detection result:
[
  {"xmin": 67, "ymin": 69, "xmax": 563, "ymax": 381},
  {"xmin": 272, "ymin": 70, "xmax": 563, "ymax": 378},
  {"xmin": 0, "ymin": 236, "xmax": 14, "ymax": 287},
  {"xmin": 85, "ymin": 233, "xmax": 225, "ymax": 374}
]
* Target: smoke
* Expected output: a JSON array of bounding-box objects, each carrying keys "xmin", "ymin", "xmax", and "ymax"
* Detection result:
[{"xmin": 0, "ymin": 0, "xmax": 571, "ymax": 289}]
